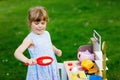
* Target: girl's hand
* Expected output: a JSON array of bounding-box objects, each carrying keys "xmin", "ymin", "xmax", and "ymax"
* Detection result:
[
  {"xmin": 25, "ymin": 58, "xmax": 37, "ymax": 66},
  {"xmin": 56, "ymin": 49, "xmax": 62, "ymax": 57}
]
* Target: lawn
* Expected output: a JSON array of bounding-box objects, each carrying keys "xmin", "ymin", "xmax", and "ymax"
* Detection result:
[{"xmin": 0, "ymin": 0, "xmax": 120, "ymax": 80}]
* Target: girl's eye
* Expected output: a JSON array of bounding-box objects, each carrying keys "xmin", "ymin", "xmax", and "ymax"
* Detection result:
[
  {"xmin": 41, "ymin": 22, "xmax": 45, "ymax": 25},
  {"xmin": 34, "ymin": 21, "xmax": 46, "ymax": 25},
  {"xmin": 34, "ymin": 22, "xmax": 39, "ymax": 25}
]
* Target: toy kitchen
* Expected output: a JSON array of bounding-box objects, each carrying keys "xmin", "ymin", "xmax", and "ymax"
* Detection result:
[{"xmin": 63, "ymin": 30, "xmax": 108, "ymax": 80}]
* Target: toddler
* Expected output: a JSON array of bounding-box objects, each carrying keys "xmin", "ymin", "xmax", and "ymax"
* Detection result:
[{"xmin": 14, "ymin": 6, "xmax": 62, "ymax": 80}]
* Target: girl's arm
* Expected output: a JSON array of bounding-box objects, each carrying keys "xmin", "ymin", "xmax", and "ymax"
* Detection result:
[
  {"xmin": 14, "ymin": 37, "xmax": 36, "ymax": 65},
  {"xmin": 52, "ymin": 45, "xmax": 62, "ymax": 57}
]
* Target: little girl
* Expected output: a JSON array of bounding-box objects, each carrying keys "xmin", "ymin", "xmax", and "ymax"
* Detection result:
[{"xmin": 14, "ymin": 6, "xmax": 62, "ymax": 80}]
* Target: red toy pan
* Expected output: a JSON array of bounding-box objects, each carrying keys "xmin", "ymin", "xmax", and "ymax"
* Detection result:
[{"xmin": 25, "ymin": 56, "xmax": 53, "ymax": 66}]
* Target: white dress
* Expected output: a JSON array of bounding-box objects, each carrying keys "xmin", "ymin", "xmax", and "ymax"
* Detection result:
[{"xmin": 26, "ymin": 31, "xmax": 60, "ymax": 80}]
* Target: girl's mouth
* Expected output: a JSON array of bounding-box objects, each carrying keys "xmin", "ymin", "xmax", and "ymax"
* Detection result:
[{"xmin": 37, "ymin": 28, "xmax": 44, "ymax": 31}]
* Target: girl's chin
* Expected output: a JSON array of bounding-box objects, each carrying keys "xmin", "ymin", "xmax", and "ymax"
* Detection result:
[
  {"xmin": 32, "ymin": 30, "xmax": 44, "ymax": 35},
  {"xmin": 37, "ymin": 31, "xmax": 44, "ymax": 34}
]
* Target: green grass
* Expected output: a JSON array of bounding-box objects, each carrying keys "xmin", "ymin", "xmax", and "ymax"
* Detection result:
[{"xmin": 0, "ymin": 0, "xmax": 120, "ymax": 80}]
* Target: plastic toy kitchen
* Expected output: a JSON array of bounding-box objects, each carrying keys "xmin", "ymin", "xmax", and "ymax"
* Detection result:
[{"xmin": 63, "ymin": 30, "xmax": 108, "ymax": 80}]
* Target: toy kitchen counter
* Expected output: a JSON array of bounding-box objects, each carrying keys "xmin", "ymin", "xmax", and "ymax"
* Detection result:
[
  {"xmin": 64, "ymin": 60, "xmax": 102, "ymax": 80},
  {"xmin": 64, "ymin": 60, "xmax": 88, "ymax": 80}
]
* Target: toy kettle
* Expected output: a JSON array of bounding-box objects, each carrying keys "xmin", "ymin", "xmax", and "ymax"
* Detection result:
[{"xmin": 77, "ymin": 50, "xmax": 94, "ymax": 62}]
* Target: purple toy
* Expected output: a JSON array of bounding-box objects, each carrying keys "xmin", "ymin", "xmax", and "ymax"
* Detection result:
[{"xmin": 78, "ymin": 50, "xmax": 95, "ymax": 62}]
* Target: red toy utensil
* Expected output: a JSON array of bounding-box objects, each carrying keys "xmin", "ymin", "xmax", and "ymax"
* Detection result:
[{"xmin": 25, "ymin": 56, "xmax": 53, "ymax": 66}]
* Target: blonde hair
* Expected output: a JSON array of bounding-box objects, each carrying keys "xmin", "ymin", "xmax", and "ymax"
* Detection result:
[{"xmin": 28, "ymin": 6, "xmax": 49, "ymax": 25}]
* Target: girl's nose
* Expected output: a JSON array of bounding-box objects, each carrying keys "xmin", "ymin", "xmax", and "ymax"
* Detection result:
[
  {"xmin": 38, "ymin": 24, "xmax": 42, "ymax": 28},
  {"xmin": 38, "ymin": 26, "xmax": 42, "ymax": 28}
]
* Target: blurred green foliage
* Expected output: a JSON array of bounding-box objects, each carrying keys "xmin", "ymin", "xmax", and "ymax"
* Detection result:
[{"xmin": 0, "ymin": 0, "xmax": 120, "ymax": 80}]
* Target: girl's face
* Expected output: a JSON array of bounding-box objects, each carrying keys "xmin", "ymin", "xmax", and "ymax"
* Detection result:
[{"xmin": 31, "ymin": 21, "xmax": 47, "ymax": 35}]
